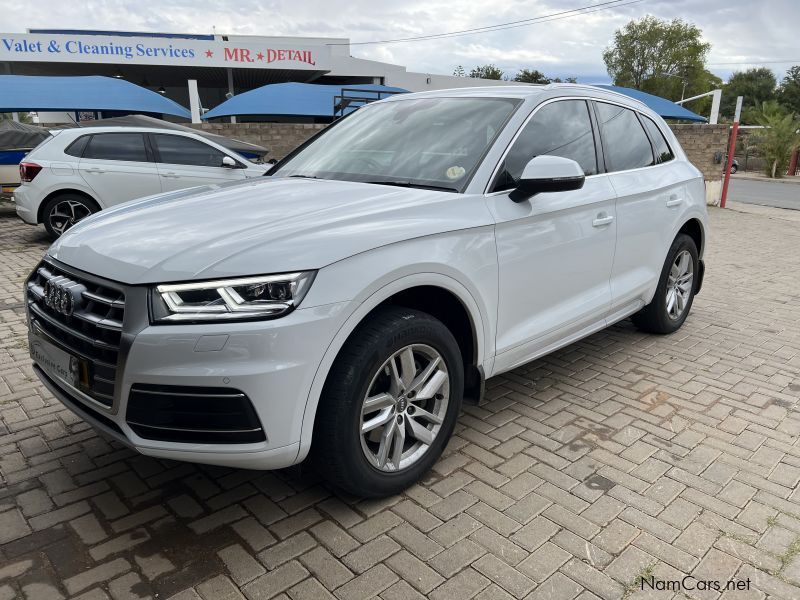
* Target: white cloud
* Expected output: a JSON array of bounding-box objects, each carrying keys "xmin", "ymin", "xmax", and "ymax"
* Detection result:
[{"xmin": 2, "ymin": 0, "xmax": 798, "ymax": 82}]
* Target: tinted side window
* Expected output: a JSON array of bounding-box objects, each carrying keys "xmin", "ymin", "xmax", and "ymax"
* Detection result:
[
  {"xmin": 83, "ymin": 133, "xmax": 149, "ymax": 162},
  {"xmin": 641, "ymin": 116, "xmax": 675, "ymax": 164},
  {"xmin": 595, "ymin": 103, "xmax": 654, "ymax": 172},
  {"xmin": 64, "ymin": 135, "xmax": 90, "ymax": 158},
  {"xmin": 495, "ymin": 100, "xmax": 597, "ymax": 191},
  {"xmin": 154, "ymin": 134, "xmax": 228, "ymax": 167}
]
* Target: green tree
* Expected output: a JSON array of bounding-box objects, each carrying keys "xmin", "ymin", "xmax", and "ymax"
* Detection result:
[
  {"xmin": 602, "ymin": 16, "xmax": 711, "ymax": 101},
  {"xmin": 552, "ymin": 76, "xmax": 578, "ymax": 84},
  {"xmin": 514, "ymin": 69, "xmax": 550, "ymax": 84},
  {"xmin": 721, "ymin": 68, "xmax": 777, "ymax": 120},
  {"xmin": 779, "ymin": 65, "xmax": 800, "ymax": 114},
  {"xmin": 453, "ymin": 65, "xmax": 466, "ymax": 77},
  {"xmin": 743, "ymin": 100, "xmax": 800, "ymax": 177},
  {"xmin": 0, "ymin": 112, "xmax": 32, "ymax": 124},
  {"xmin": 469, "ymin": 64, "xmax": 504, "ymax": 80}
]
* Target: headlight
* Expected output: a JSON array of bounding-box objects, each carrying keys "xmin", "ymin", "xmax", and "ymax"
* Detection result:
[{"xmin": 151, "ymin": 271, "xmax": 316, "ymax": 323}]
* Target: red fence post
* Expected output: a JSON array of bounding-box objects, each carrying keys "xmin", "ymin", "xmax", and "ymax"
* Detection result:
[{"xmin": 719, "ymin": 96, "xmax": 743, "ymax": 209}]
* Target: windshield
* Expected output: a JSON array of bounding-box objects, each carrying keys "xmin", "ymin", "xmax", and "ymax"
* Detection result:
[{"xmin": 271, "ymin": 97, "xmax": 520, "ymax": 192}]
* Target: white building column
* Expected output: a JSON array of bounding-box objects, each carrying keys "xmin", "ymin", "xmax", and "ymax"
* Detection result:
[{"xmin": 188, "ymin": 79, "xmax": 201, "ymax": 124}]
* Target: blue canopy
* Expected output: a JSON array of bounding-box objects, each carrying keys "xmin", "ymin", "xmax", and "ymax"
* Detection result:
[
  {"xmin": 203, "ymin": 82, "xmax": 407, "ymax": 119},
  {"xmin": 0, "ymin": 75, "xmax": 191, "ymax": 119},
  {"xmin": 593, "ymin": 85, "xmax": 707, "ymax": 122}
]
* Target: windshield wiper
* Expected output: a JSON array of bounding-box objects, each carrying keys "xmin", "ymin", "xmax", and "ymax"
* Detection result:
[
  {"xmin": 288, "ymin": 174, "xmax": 322, "ymax": 179},
  {"xmin": 364, "ymin": 181, "xmax": 458, "ymax": 192}
]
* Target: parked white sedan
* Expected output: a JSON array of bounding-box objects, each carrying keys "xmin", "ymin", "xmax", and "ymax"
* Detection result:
[
  {"xmin": 26, "ymin": 84, "xmax": 708, "ymax": 497},
  {"xmin": 14, "ymin": 126, "xmax": 267, "ymax": 238}
]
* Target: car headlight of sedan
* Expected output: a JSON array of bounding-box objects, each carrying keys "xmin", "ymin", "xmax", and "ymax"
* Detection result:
[{"xmin": 151, "ymin": 271, "xmax": 316, "ymax": 323}]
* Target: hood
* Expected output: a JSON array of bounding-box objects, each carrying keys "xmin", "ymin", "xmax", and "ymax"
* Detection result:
[{"xmin": 49, "ymin": 177, "xmax": 492, "ymax": 284}]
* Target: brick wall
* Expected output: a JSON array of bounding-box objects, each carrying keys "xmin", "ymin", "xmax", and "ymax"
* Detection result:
[
  {"xmin": 668, "ymin": 124, "xmax": 729, "ymax": 206},
  {"xmin": 668, "ymin": 124, "xmax": 729, "ymax": 181},
  {"xmin": 188, "ymin": 122, "xmax": 327, "ymax": 161}
]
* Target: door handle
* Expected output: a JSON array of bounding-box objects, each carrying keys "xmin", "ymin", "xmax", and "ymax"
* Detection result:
[
  {"xmin": 666, "ymin": 194, "xmax": 683, "ymax": 207},
  {"xmin": 84, "ymin": 167, "xmax": 105, "ymax": 174},
  {"xmin": 592, "ymin": 215, "xmax": 614, "ymax": 227},
  {"xmin": 162, "ymin": 172, "xmax": 180, "ymax": 179}
]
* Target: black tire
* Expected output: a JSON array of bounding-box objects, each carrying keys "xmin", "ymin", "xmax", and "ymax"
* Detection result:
[
  {"xmin": 313, "ymin": 307, "xmax": 464, "ymax": 498},
  {"xmin": 730, "ymin": 164, "xmax": 738, "ymax": 174},
  {"xmin": 632, "ymin": 233, "xmax": 699, "ymax": 334},
  {"xmin": 42, "ymin": 193, "xmax": 98, "ymax": 240}
]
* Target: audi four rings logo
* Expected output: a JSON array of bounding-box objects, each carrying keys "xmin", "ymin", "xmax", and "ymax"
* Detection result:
[{"xmin": 43, "ymin": 279, "xmax": 77, "ymax": 316}]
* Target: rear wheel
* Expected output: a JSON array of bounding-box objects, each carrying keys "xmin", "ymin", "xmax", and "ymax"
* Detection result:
[
  {"xmin": 632, "ymin": 233, "xmax": 698, "ymax": 334},
  {"xmin": 42, "ymin": 194, "xmax": 98, "ymax": 239},
  {"xmin": 313, "ymin": 307, "xmax": 463, "ymax": 498}
]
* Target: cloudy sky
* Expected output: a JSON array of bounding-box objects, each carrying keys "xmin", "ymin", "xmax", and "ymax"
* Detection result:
[{"xmin": 3, "ymin": 0, "xmax": 799, "ymax": 83}]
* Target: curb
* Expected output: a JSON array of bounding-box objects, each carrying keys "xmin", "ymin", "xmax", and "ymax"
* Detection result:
[{"xmin": 732, "ymin": 174, "xmax": 800, "ymax": 185}]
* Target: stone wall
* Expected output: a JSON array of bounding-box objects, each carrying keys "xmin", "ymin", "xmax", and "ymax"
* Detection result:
[
  {"xmin": 188, "ymin": 122, "xmax": 327, "ymax": 161},
  {"xmin": 668, "ymin": 124, "xmax": 730, "ymax": 206}
]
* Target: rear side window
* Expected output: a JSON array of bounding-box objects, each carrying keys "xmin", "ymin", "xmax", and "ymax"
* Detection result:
[
  {"xmin": 83, "ymin": 133, "xmax": 149, "ymax": 162},
  {"xmin": 595, "ymin": 102, "xmax": 654, "ymax": 172},
  {"xmin": 64, "ymin": 135, "xmax": 90, "ymax": 158},
  {"xmin": 153, "ymin": 134, "xmax": 229, "ymax": 167},
  {"xmin": 494, "ymin": 99, "xmax": 598, "ymax": 191},
  {"xmin": 641, "ymin": 116, "xmax": 675, "ymax": 164}
]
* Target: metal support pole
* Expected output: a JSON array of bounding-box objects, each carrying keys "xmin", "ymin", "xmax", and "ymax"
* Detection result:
[
  {"xmin": 720, "ymin": 96, "xmax": 743, "ymax": 209},
  {"xmin": 709, "ymin": 89, "xmax": 721, "ymax": 125},
  {"xmin": 188, "ymin": 80, "xmax": 201, "ymax": 124},
  {"xmin": 226, "ymin": 69, "xmax": 236, "ymax": 124}
]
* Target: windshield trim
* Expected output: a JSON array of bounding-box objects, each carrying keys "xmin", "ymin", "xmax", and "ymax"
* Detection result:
[{"xmin": 269, "ymin": 96, "xmax": 524, "ymax": 193}]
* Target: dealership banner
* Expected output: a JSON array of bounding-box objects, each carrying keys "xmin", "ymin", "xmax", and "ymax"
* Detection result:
[{"xmin": 0, "ymin": 33, "xmax": 331, "ymax": 70}]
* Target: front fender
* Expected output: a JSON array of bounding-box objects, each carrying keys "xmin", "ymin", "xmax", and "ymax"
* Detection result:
[{"xmin": 295, "ymin": 229, "xmax": 497, "ymax": 463}]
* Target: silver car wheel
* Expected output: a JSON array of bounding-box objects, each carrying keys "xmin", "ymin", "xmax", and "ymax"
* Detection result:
[
  {"xmin": 49, "ymin": 200, "xmax": 92, "ymax": 235},
  {"xmin": 666, "ymin": 250, "xmax": 694, "ymax": 320},
  {"xmin": 360, "ymin": 344, "xmax": 450, "ymax": 472}
]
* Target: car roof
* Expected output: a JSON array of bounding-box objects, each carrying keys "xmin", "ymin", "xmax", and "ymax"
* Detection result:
[
  {"xmin": 58, "ymin": 126, "xmax": 203, "ymax": 136},
  {"xmin": 380, "ymin": 83, "xmax": 650, "ymax": 112}
]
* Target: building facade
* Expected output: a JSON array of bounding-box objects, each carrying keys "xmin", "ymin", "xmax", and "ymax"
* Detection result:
[{"xmin": 1, "ymin": 29, "xmax": 517, "ymax": 122}]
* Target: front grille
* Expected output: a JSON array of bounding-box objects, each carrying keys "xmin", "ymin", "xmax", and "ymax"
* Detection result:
[
  {"xmin": 27, "ymin": 260, "xmax": 125, "ymax": 407},
  {"xmin": 126, "ymin": 384, "xmax": 265, "ymax": 444}
]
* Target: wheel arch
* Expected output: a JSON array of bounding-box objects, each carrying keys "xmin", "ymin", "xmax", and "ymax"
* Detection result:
[
  {"xmin": 296, "ymin": 273, "xmax": 488, "ymax": 463},
  {"xmin": 37, "ymin": 188, "xmax": 101, "ymax": 224},
  {"xmin": 677, "ymin": 217, "xmax": 704, "ymax": 256}
]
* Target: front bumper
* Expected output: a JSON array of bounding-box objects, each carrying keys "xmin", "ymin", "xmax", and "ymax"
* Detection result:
[{"xmin": 27, "ymin": 257, "xmax": 350, "ymax": 470}]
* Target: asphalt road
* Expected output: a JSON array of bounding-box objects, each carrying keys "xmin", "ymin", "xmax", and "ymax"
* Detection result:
[{"xmin": 727, "ymin": 177, "xmax": 800, "ymax": 210}]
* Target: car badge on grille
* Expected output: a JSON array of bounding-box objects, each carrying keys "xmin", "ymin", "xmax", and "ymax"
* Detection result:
[{"xmin": 43, "ymin": 278, "xmax": 83, "ymax": 317}]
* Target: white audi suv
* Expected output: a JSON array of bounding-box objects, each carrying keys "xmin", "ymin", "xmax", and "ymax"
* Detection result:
[
  {"xmin": 14, "ymin": 126, "xmax": 267, "ymax": 239},
  {"xmin": 26, "ymin": 85, "xmax": 708, "ymax": 497}
]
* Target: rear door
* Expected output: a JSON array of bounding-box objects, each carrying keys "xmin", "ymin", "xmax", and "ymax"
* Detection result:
[
  {"xmin": 78, "ymin": 133, "xmax": 162, "ymax": 207},
  {"xmin": 488, "ymin": 99, "xmax": 618, "ymax": 373},
  {"xmin": 594, "ymin": 102, "xmax": 687, "ymax": 317},
  {"xmin": 151, "ymin": 133, "xmax": 248, "ymax": 191}
]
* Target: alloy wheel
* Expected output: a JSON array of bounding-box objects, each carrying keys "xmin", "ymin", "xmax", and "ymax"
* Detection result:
[
  {"xmin": 666, "ymin": 249, "xmax": 694, "ymax": 320},
  {"xmin": 49, "ymin": 200, "xmax": 92, "ymax": 235},
  {"xmin": 360, "ymin": 344, "xmax": 450, "ymax": 472}
]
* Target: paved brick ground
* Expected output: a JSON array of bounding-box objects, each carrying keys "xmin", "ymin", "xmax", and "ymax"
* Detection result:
[{"xmin": 1, "ymin": 201, "xmax": 799, "ymax": 600}]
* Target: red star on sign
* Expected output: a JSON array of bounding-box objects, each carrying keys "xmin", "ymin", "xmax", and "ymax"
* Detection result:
[
  {"xmin": 205, "ymin": 50, "xmax": 213, "ymax": 58},
  {"xmin": 256, "ymin": 52, "xmax": 265, "ymax": 61}
]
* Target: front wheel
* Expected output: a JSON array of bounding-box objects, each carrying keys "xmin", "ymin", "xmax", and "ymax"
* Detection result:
[
  {"xmin": 632, "ymin": 233, "xmax": 699, "ymax": 334},
  {"xmin": 42, "ymin": 194, "xmax": 97, "ymax": 239},
  {"xmin": 313, "ymin": 307, "xmax": 464, "ymax": 498}
]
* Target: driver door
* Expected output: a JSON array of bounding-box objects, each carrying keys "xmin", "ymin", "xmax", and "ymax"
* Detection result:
[
  {"xmin": 487, "ymin": 99, "xmax": 618, "ymax": 373},
  {"xmin": 151, "ymin": 133, "xmax": 247, "ymax": 192}
]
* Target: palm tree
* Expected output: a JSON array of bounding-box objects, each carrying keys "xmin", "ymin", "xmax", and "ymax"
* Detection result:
[{"xmin": 744, "ymin": 101, "xmax": 800, "ymax": 178}]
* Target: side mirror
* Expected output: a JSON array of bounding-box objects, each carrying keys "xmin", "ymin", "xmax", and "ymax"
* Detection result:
[
  {"xmin": 221, "ymin": 156, "xmax": 239, "ymax": 168},
  {"xmin": 510, "ymin": 155, "xmax": 585, "ymax": 202}
]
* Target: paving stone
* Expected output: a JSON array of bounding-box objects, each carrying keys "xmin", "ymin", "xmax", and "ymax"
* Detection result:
[{"xmin": 2, "ymin": 206, "xmax": 800, "ymax": 600}]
